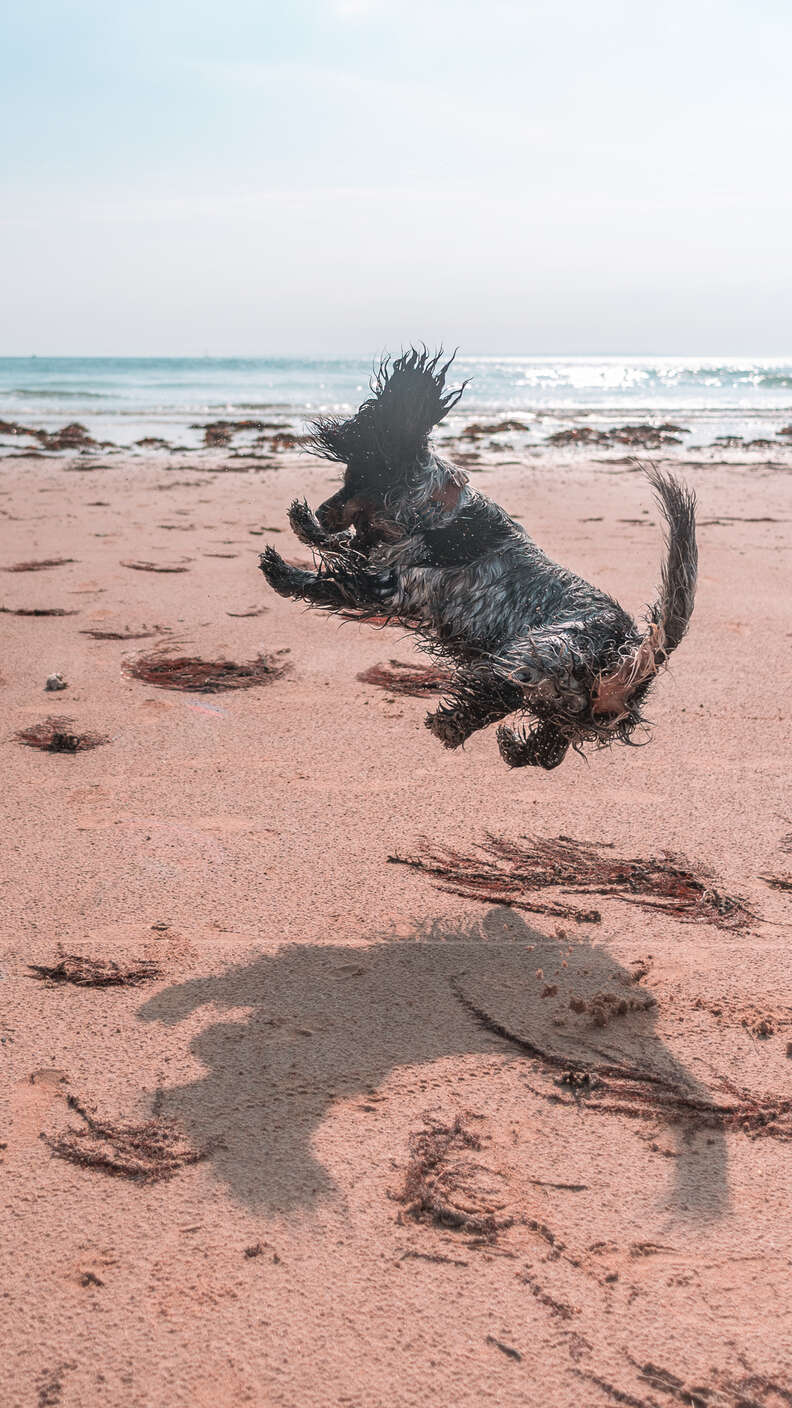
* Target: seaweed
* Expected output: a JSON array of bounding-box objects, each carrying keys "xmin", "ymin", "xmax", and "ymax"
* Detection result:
[
  {"xmin": 80, "ymin": 627, "xmax": 162, "ymax": 640},
  {"xmin": 3, "ymin": 558, "xmax": 76, "ymax": 573},
  {"xmin": 29, "ymin": 954, "xmax": 161, "ymax": 987},
  {"xmin": 13, "ymin": 717, "xmax": 109, "ymax": 752},
  {"xmin": 45, "ymin": 1094, "xmax": 207, "ymax": 1182},
  {"xmin": 0, "ymin": 606, "xmax": 78, "ymax": 617},
  {"xmin": 357, "ymin": 659, "xmax": 454, "ymax": 696},
  {"xmin": 389, "ymin": 834, "xmax": 751, "ymax": 930},
  {"xmin": 397, "ymin": 1114, "xmax": 512, "ymax": 1238},
  {"xmin": 120, "ymin": 560, "xmax": 190, "ymax": 573},
  {"xmin": 123, "ymin": 647, "xmax": 287, "ymax": 692},
  {"xmin": 453, "ymin": 984, "xmax": 792, "ymax": 1141}
]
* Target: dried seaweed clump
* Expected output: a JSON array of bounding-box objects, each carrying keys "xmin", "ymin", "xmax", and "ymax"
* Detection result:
[
  {"xmin": 397, "ymin": 1115, "xmax": 512, "ymax": 1238},
  {"xmin": 389, "ymin": 834, "xmax": 751, "ymax": 929},
  {"xmin": 0, "ymin": 606, "xmax": 79, "ymax": 617},
  {"xmin": 357, "ymin": 659, "xmax": 454, "ymax": 697},
  {"xmin": 546, "ymin": 423, "xmax": 687, "ymax": 448},
  {"xmin": 461, "ymin": 419, "xmax": 530, "ymax": 439},
  {"xmin": 45, "ymin": 1094, "xmax": 207, "ymax": 1182},
  {"xmin": 120, "ymin": 560, "xmax": 189, "ymax": 573},
  {"xmin": 13, "ymin": 716, "xmax": 109, "ymax": 752},
  {"xmin": 576, "ymin": 1359, "xmax": 792, "ymax": 1408},
  {"xmin": 3, "ymin": 558, "xmax": 76, "ymax": 573},
  {"xmin": 457, "ymin": 988, "xmax": 792, "ymax": 1142},
  {"xmin": 0, "ymin": 418, "xmax": 97, "ymax": 451},
  {"xmin": 29, "ymin": 954, "xmax": 161, "ymax": 987},
  {"xmin": 80, "ymin": 626, "xmax": 162, "ymax": 640},
  {"xmin": 124, "ymin": 648, "xmax": 286, "ymax": 693}
]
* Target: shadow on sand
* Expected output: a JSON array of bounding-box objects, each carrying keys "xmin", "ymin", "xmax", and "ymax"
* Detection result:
[{"xmin": 139, "ymin": 909, "xmax": 729, "ymax": 1218}]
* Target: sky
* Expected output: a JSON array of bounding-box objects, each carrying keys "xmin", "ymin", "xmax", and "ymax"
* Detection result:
[{"xmin": 2, "ymin": 0, "xmax": 791, "ymax": 355}]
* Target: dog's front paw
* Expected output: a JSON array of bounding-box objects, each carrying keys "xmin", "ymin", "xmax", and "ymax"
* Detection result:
[
  {"xmin": 288, "ymin": 499, "xmax": 324, "ymax": 546},
  {"xmin": 259, "ymin": 545, "xmax": 299, "ymax": 597},
  {"xmin": 425, "ymin": 709, "xmax": 467, "ymax": 749}
]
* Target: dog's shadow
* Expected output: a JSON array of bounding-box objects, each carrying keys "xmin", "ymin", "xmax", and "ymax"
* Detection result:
[{"xmin": 139, "ymin": 909, "xmax": 728, "ymax": 1218}]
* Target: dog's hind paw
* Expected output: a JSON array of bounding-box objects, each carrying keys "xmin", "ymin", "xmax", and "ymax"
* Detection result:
[
  {"xmin": 425, "ymin": 709, "xmax": 468, "ymax": 749},
  {"xmin": 497, "ymin": 721, "xmax": 569, "ymax": 770}
]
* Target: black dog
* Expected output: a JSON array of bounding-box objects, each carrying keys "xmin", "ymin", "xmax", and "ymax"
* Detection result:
[{"xmin": 259, "ymin": 349, "xmax": 697, "ymax": 770}]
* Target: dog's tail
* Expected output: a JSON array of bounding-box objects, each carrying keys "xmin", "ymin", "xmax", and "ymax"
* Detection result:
[
  {"xmin": 591, "ymin": 466, "xmax": 696, "ymax": 727},
  {"xmin": 307, "ymin": 347, "xmax": 467, "ymax": 473},
  {"xmin": 645, "ymin": 464, "xmax": 698, "ymax": 660}
]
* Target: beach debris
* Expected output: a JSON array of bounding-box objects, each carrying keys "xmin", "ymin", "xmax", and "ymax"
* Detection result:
[
  {"xmin": 461, "ymin": 419, "xmax": 530, "ymax": 439},
  {"xmin": 45, "ymin": 673, "xmax": 68, "ymax": 692},
  {"xmin": 123, "ymin": 647, "xmax": 288, "ymax": 693},
  {"xmin": 191, "ymin": 418, "xmax": 283, "ymax": 447},
  {"xmin": 0, "ymin": 419, "xmax": 97, "ymax": 451},
  {"xmin": 0, "ymin": 606, "xmax": 78, "ymax": 617},
  {"xmin": 3, "ymin": 558, "xmax": 76, "ymax": 573},
  {"xmin": 575, "ymin": 1360, "xmax": 792, "ymax": 1408},
  {"xmin": 269, "ymin": 431, "xmax": 302, "ymax": 450},
  {"xmin": 120, "ymin": 560, "xmax": 190, "ymax": 573},
  {"xmin": 29, "ymin": 954, "xmax": 161, "ymax": 987},
  {"xmin": 454, "ymin": 985, "xmax": 792, "ymax": 1141},
  {"xmin": 226, "ymin": 607, "xmax": 268, "ymax": 617},
  {"xmin": 397, "ymin": 1114, "xmax": 512, "ymax": 1238},
  {"xmin": 357, "ymin": 659, "xmax": 454, "ymax": 697},
  {"xmin": 45, "ymin": 1093, "xmax": 207, "ymax": 1182},
  {"xmin": 80, "ymin": 626, "xmax": 164, "ymax": 640},
  {"xmin": 777, "ymin": 424, "xmax": 792, "ymax": 438},
  {"xmin": 761, "ymin": 873, "xmax": 792, "ymax": 893},
  {"xmin": 13, "ymin": 716, "xmax": 109, "ymax": 753},
  {"xmin": 389, "ymin": 834, "xmax": 752, "ymax": 929},
  {"xmin": 135, "ymin": 437, "xmax": 171, "ymax": 449},
  {"xmin": 546, "ymin": 423, "xmax": 687, "ymax": 448},
  {"xmin": 485, "ymin": 1337, "xmax": 522, "ymax": 1362}
]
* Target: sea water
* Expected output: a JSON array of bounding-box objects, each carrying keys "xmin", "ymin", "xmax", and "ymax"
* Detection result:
[{"xmin": 1, "ymin": 355, "xmax": 791, "ymax": 448}]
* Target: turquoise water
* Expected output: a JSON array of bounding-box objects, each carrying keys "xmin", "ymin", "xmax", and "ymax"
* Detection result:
[{"xmin": 2, "ymin": 355, "xmax": 791, "ymax": 447}]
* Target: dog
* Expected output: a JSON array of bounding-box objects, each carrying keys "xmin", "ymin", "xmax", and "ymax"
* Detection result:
[{"xmin": 259, "ymin": 348, "xmax": 697, "ymax": 770}]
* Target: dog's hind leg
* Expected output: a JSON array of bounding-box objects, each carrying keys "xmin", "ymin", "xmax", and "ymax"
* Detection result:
[
  {"xmin": 496, "ymin": 720, "xmax": 570, "ymax": 770},
  {"xmin": 425, "ymin": 666, "xmax": 524, "ymax": 749}
]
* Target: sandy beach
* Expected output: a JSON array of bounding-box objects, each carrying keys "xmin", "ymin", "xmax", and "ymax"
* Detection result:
[{"xmin": 2, "ymin": 432, "xmax": 791, "ymax": 1408}]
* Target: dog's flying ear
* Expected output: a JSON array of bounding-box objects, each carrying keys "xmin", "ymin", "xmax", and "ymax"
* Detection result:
[{"xmin": 307, "ymin": 346, "xmax": 468, "ymax": 473}]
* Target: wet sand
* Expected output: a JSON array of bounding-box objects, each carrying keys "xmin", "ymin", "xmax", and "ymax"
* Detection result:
[{"xmin": 1, "ymin": 441, "xmax": 791, "ymax": 1407}]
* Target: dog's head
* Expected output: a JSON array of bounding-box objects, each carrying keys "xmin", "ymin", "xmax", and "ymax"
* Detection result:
[
  {"xmin": 315, "ymin": 456, "xmax": 466, "ymax": 549},
  {"xmin": 308, "ymin": 349, "xmax": 467, "ymax": 547}
]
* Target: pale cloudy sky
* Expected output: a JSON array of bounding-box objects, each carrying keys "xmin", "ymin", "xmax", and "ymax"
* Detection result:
[{"xmin": 2, "ymin": 0, "xmax": 790, "ymax": 354}]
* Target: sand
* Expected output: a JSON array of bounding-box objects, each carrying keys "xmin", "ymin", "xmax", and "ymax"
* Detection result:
[{"xmin": 1, "ymin": 440, "xmax": 791, "ymax": 1408}]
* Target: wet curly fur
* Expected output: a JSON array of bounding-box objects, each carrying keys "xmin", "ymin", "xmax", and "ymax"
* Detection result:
[{"xmin": 259, "ymin": 348, "xmax": 697, "ymax": 770}]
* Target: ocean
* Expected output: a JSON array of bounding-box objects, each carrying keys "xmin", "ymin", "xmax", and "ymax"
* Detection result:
[{"xmin": 2, "ymin": 355, "xmax": 792, "ymax": 449}]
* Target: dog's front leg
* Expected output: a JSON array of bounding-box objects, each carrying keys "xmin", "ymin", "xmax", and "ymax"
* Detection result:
[
  {"xmin": 259, "ymin": 545, "xmax": 393, "ymax": 611},
  {"xmin": 287, "ymin": 499, "xmax": 353, "ymax": 552},
  {"xmin": 425, "ymin": 666, "xmax": 524, "ymax": 749}
]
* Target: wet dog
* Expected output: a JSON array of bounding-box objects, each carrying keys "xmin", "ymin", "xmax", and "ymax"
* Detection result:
[{"xmin": 259, "ymin": 349, "xmax": 697, "ymax": 770}]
